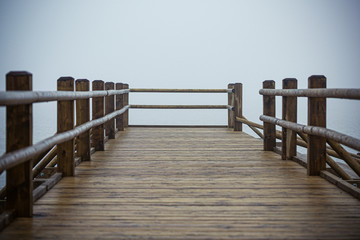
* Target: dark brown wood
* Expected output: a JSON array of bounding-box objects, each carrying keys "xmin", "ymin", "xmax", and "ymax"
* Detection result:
[
  {"xmin": 1, "ymin": 128, "xmax": 360, "ymax": 239},
  {"xmin": 57, "ymin": 77, "xmax": 75, "ymax": 177},
  {"xmin": 92, "ymin": 80, "xmax": 105, "ymax": 151},
  {"xmin": 233, "ymin": 83, "xmax": 242, "ymax": 131},
  {"xmin": 33, "ymin": 146, "xmax": 57, "ymax": 178},
  {"xmin": 130, "ymin": 105, "xmax": 230, "ymax": 109},
  {"xmin": 263, "ymin": 80, "xmax": 276, "ymax": 151},
  {"xmin": 130, "ymin": 88, "xmax": 230, "ymax": 93},
  {"xmin": 116, "ymin": 83, "xmax": 124, "ymax": 131},
  {"xmin": 259, "ymin": 88, "xmax": 360, "ymax": 99},
  {"xmin": 327, "ymin": 139, "xmax": 360, "ymax": 177},
  {"xmin": 124, "ymin": 84, "xmax": 129, "ymax": 128},
  {"xmin": 76, "ymin": 79, "xmax": 91, "ymax": 161},
  {"xmin": 227, "ymin": 84, "xmax": 235, "ymax": 128},
  {"xmin": 235, "ymin": 116, "xmax": 264, "ymax": 139},
  {"xmin": 6, "ymin": 71, "xmax": 33, "ymax": 217},
  {"xmin": 282, "ymin": 79, "xmax": 297, "ymax": 160},
  {"xmin": 105, "ymin": 82, "xmax": 115, "ymax": 139},
  {"xmin": 307, "ymin": 75, "xmax": 326, "ymax": 176}
]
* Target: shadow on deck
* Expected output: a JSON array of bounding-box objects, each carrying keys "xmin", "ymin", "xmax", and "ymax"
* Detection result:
[{"xmin": 1, "ymin": 127, "xmax": 360, "ymax": 239}]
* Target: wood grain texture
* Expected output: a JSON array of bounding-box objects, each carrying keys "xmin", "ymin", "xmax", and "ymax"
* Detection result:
[
  {"xmin": 263, "ymin": 80, "xmax": 276, "ymax": 151},
  {"xmin": 6, "ymin": 71, "xmax": 33, "ymax": 217},
  {"xmin": 1, "ymin": 128, "xmax": 359, "ymax": 239},
  {"xmin": 57, "ymin": 77, "xmax": 75, "ymax": 177},
  {"xmin": 105, "ymin": 82, "xmax": 115, "ymax": 139},
  {"xmin": 282, "ymin": 78, "xmax": 297, "ymax": 160},
  {"xmin": 307, "ymin": 75, "xmax": 327, "ymax": 175},
  {"xmin": 75, "ymin": 79, "xmax": 90, "ymax": 162},
  {"xmin": 92, "ymin": 80, "xmax": 105, "ymax": 151}
]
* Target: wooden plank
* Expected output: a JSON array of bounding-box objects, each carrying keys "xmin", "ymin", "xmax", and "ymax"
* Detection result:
[
  {"xmin": 282, "ymin": 78, "xmax": 297, "ymax": 160},
  {"xmin": 123, "ymin": 83, "xmax": 129, "ymax": 128},
  {"xmin": 307, "ymin": 75, "xmax": 327, "ymax": 175},
  {"xmin": 115, "ymin": 83, "xmax": 124, "ymax": 131},
  {"xmin": 57, "ymin": 77, "xmax": 75, "ymax": 176},
  {"xmin": 105, "ymin": 82, "xmax": 115, "ymax": 139},
  {"xmin": 227, "ymin": 83, "xmax": 234, "ymax": 128},
  {"xmin": 5, "ymin": 71, "xmax": 33, "ymax": 217},
  {"xmin": 262, "ymin": 80, "xmax": 276, "ymax": 151},
  {"xmin": 1, "ymin": 127, "xmax": 360, "ymax": 240},
  {"xmin": 233, "ymin": 83, "xmax": 242, "ymax": 131},
  {"xmin": 75, "ymin": 79, "xmax": 90, "ymax": 161},
  {"xmin": 92, "ymin": 80, "xmax": 104, "ymax": 151}
]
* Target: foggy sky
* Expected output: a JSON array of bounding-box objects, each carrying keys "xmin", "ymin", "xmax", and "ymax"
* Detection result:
[{"xmin": 0, "ymin": 0, "xmax": 359, "ymax": 138}]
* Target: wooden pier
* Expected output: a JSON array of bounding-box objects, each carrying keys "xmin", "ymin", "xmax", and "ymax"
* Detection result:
[
  {"xmin": 1, "ymin": 127, "xmax": 360, "ymax": 239},
  {"xmin": 0, "ymin": 72, "xmax": 360, "ymax": 239}
]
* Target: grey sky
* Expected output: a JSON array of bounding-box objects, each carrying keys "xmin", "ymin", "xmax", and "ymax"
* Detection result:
[{"xmin": 0, "ymin": 0, "xmax": 359, "ymax": 134}]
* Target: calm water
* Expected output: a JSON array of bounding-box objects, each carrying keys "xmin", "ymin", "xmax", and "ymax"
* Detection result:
[{"xmin": 0, "ymin": 97, "xmax": 359, "ymax": 188}]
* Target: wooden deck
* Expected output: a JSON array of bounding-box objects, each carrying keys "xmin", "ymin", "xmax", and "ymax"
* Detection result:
[{"xmin": 1, "ymin": 127, "xmax": 360, "ymax": 239}]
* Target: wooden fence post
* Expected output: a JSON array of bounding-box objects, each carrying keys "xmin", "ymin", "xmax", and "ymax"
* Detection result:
[
  {"xmin": 282, "ymin": 78, "xmax": 297, "ymax": 160},
  {"xmin": 105, "ymin": 82, "xmax": 115, "ymax": 139},
  {"xmin": 92, "ymin": 80, "xmax": 105, "ymax": 151},
  {"xmin": 57, "ymin": 77, "xmax": 75, "ymax": 176},
  {"xmin": 263, "ymin": 80, "xmax": 276, "ymax": 151},
  {"xmin": 307, "ymin": 75, "xmax": 327, "ymax": 175},
  {"xmin": 116, "ymin": 83, "xmax": 124, "ymax": 131},
  {"xmin": 76, "ymin": 79, "xmax": 90, "ymax": 161},
  {"xmin": 6, "ymin": 71, "xmax": 33, "ymax": 217},
  {"xmin": 228, "ymin": 83, "xmax": 235, "ymax": 128},
  {"xmin": 124, "ymin": 84, "xmax": 129, "ymax": 128},
  {"xmin": 233, "ymin": 83, "xmax": 242, "ymax": 131}
]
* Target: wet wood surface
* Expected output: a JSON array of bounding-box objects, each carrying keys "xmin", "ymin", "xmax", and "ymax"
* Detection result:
[{"xmin": 1, "ymin": 128, "xmax": 360, "ymax": 239}]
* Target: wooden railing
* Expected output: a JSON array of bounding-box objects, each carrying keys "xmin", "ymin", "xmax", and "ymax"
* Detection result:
[
  {"xmin": 0, "ymin": 72, "xmax": 130, "ymax": 220},
  {"xmin": 256, "ymin": 76, "xmax": 360, "ymax": 198},
  {"xmin": 0, "ymin": 71, "xmax": 242, "ymax": 225}
]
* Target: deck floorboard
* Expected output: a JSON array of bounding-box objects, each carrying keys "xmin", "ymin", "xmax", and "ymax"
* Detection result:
[{"xmin": 1, "ymin": 127, "xmax": 360, "ymax": 239}]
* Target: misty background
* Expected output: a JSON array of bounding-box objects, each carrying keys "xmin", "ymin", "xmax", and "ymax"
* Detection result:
[{"xmin": 0, "ymin": 0, "xmax": 360, "ymax": 160}]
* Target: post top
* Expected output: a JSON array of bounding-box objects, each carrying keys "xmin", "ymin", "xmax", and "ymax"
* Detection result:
[
  {"xmin": 76, "ymin": 79, "xmax": 89, "ymax": 83},
  {"xmin": 6, "ymin": 71, "xmax": 32, "ymax": 76},
  {"xmin": 57, "ymin": 76, "xmax": 74, "ymax": 81}
]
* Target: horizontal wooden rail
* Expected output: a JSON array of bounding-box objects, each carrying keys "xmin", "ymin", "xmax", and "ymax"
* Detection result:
[
  {"xmin": 130, "ymin": 88, "xmax": 233, "ymax": 93},
  {"xmin": 259, "ymin": 88, "xmax": 360, "ymax": 99},
  {"xmin": 260, "ymin": 115, "xmax": 360, "ymax": 152},
  {"xmin": 130, "ymin": 104, "xmax": 234, "ymax": 110},
  {"xmin": 0, "ymin": 89, "xmax": 130, "ymax": 106},
  {"xmin": 0, "ymin": 105, "xmax": 130, "ymax": 173}
]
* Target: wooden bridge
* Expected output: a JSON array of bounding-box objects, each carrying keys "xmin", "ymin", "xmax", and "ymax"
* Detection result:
[{"xmin": 0, "ymin": 72, "xmax": 360, "ymax": 239}]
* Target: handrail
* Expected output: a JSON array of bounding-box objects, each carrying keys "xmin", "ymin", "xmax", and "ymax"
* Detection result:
[
  {"xmin": 260, "ymin": 115, "xmax": 360, "ymax": 152},
  {"xmin": 130, "ymin": 88, "xmax": 233, "ymax": 93},
  {"xmin": 259, "ymin": 88, "xmax": 360, "ymax": 99},
  {"xmin": 0, "ymin": 89, "xmax": 130, "ymax": 106},
  {"xmin": 0, "ymin": 105, "xmax": 129, "ymax": 173},
  {"xmin": 130, "ymin": 104, "xmax": 234, "ymax": 110}
]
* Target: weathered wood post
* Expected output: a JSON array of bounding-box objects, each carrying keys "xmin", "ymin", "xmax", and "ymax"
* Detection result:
[
  {"xmin": 105, "ymin": 82, "xmax": 115, "ymax": 139},
  {"xmin": 282, "ymin": 78, "xmax": 297, "ymax": 160},
  {"xmin": 57, "ymin": 77, "xmax": 75, "ymax": 176},
  {"xmin": 92, "ymin": 80, "xmax": 105, "ymax": 151},
  {"xmin": 76, "ymin": 79, "xmax": 90, "ymax": 161},
  {"xmin": 124, "ymin": 83, "xmax": 129, "ymax": 128},
  {"xmin": 6, "ymin": 71, "xmax": 33, "ymax": 217},
  {"xmin": 307, "ymin": 75, "xmax": 326, "ymax": 175},
  {"xmin": 228, "ymin": 83, "xmax": 235, "ymax": 128},
  {"xmin": 263, "ymin": 80, "xmax": 276, "ymax": 151},
  {"xmin": 116, "ymin": 83, "xmax": 124, "ymax": 131},
  {"xmin": 233, "ymin": 83, "xmax": 242, "ymax": 131}
]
